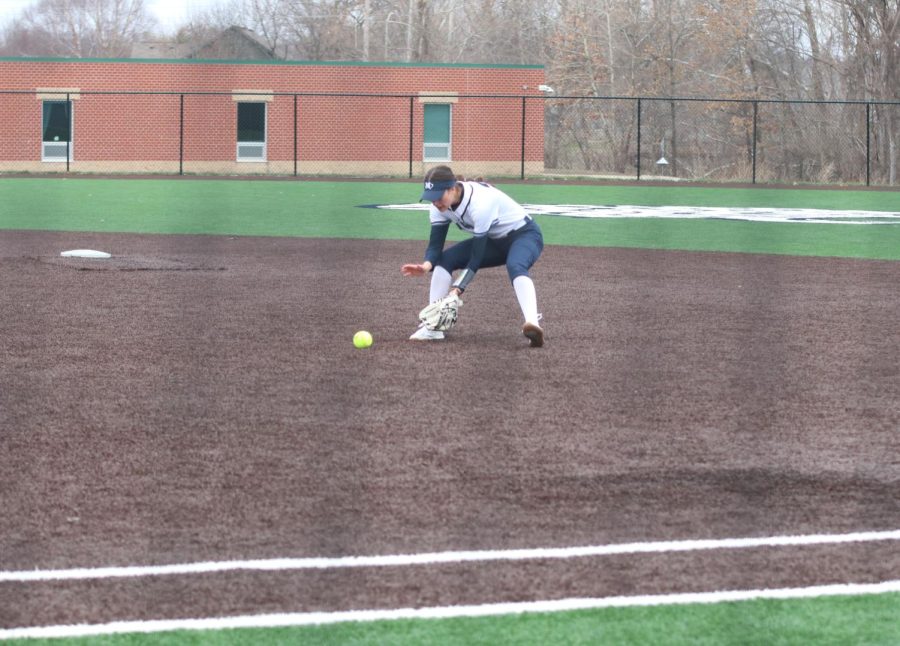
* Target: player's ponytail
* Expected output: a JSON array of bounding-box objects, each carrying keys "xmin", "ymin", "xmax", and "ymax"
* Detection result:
[
  {"xmin": 424, "ymin": 165, "xmax": 456, "ymax": 184},
  {"xmin": 425, "ymin": 165, "xmax": 485, "ymax": 184}
]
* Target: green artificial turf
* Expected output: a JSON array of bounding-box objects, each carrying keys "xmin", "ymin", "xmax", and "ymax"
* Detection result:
[
  {"xmin": 1, "ymin": 177, "xmax": 899, "ymax": 259},
  {"xmin": 10, "ymin": 592, "xmax": 900, "ymax": 645}
]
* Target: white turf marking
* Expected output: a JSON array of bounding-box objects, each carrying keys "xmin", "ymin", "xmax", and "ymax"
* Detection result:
[
  {"xmin": 2, "ymin": 529, "xmax": 899, "ymax": 583},
  {"xmin": 376, "ymin": 203, "xmax": 900, "ymax": 225},
  {"xmin": 2, "ymin": 580, "xmax": 899, "ymax": 640}
]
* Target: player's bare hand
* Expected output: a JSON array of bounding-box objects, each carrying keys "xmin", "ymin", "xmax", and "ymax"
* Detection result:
[{"xmin": 401, "ymin": 263, "xmax": 430, "ymax": 277}]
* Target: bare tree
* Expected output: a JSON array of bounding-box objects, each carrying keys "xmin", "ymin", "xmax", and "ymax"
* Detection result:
[
  {"xmin": 273, "ymin": 0, "xmax": 360, "ymax": 60},
  {"xmin": 837, "ymin": 0, "xmax": 900, "ymax": 99},
  {"xmin": 443, "ymin": 0, "xmax": 554, "ymax": 64},
  {"xmin": 177, "ymin": 0, "xmax": 253, "ymax": 46},
  {"xmin": 834, "ymin": 0, "xmax": 900, "ymax": 181},
  {"xmin": 3, "ymin": 0, "xmax": 156, "ymax": 57}
]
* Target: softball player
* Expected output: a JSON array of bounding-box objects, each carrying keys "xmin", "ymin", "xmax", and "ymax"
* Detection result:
[{"xmin": 401, "ymin": 165, "xmax": 545, "ymax": 347}]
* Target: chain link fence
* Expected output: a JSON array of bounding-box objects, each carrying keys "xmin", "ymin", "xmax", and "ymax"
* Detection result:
[
  {"xmin": 547, "ymin": 96, "xmax": 900, "ymax": 186},
  {"xmin": 2, "ymin": 90, "xmax": 898, "ymax": 186}
]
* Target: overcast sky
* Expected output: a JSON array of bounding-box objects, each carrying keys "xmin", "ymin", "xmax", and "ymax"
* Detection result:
[{"xmin": 0, "ymin": 0, "xmax": 225, "ymax": 32}]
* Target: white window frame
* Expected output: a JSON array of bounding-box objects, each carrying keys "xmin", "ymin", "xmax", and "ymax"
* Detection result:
[
  {"xmin": 41, "ymin": 100, "xmax": 74, "ymax": 163},
  {"xmin": 423, "ymin": 103, "xmax": 452, "ymax": 162},
  {"xmin": 236, "ymin": 101, "xmax": 267, "ymax": 162}
]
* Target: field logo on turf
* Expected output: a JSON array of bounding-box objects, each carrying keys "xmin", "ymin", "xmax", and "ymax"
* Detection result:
[{"xmin": 362, "ymin": 203, "xmax": 900, "ymax": 225}]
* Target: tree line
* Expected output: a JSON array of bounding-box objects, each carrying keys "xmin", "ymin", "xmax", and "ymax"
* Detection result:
[{"xmin": 2, "ymin": 0, "xmax": 897, "ymax": 103}]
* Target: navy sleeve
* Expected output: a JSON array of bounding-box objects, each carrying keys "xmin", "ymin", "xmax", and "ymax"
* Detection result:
[{"xmin": 424, "ymin": 223, "xmax": 450, "ymax": 267}]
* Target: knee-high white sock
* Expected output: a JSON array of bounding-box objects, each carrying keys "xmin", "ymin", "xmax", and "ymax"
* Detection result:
[
  {"xmin": 513, "ymin": 275, "xmax": 540, "ymax": 325},
  {"xmin": 430, "ymin": 266, "xmax": 452, "ymax": 302}
]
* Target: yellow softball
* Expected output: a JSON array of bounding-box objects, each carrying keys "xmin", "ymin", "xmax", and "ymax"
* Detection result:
[{"xmin": 353, "ymin": 330, "xmax": 373, "ymax": 349}]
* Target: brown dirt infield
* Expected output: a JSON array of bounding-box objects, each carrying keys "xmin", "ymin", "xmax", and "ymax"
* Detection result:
[{"xmin": 1, "ymin": 229, "xmax": 898, "ymax": 629}]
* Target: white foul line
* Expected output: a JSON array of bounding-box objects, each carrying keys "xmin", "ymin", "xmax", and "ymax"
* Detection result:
[
  {"xmin": 2, "ymin": 529, "xmax": 899, "ymax": 583},
  {"xmin": 2, "ymin": 579, "xmax": 899, "ymax": 640}
]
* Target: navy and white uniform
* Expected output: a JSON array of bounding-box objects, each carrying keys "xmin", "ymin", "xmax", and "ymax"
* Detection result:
[{"xmin": 424, "ymin": 181, "xmax": 543, "ymax": 290}]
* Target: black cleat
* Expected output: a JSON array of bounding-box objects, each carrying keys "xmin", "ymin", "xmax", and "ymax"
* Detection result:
[{"xmin": 522, "ymin": 322, "xmax": 544, "ymax": 347}]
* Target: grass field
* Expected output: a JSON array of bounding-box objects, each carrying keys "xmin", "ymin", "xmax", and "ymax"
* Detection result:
[
  {"xmin": 9, "ymin": 591, "xmax": 900, "ymax": 645},
  {"xmin": 1, "ymin": 176, "xmax": 898, "ymax": 645},
  {"xmin": 2, "ymin": 176, "xmax": 900, "ymax": 260}
]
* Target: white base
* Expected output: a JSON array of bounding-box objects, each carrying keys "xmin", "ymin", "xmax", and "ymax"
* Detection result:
[{"xmin": 60, "ymin": 249, "xmax": 111, "ymax": 259}]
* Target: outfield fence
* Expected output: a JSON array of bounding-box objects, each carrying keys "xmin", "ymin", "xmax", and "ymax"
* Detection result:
[
  {"xmin": 550, "ymin": 96, "xmax": 900, "ymax": 187},
  {"xmin": 2, "ymin": 90, "xmax": 898, "ymax": 186}
]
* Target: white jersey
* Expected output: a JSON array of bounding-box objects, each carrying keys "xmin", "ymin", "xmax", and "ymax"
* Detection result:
[{"xmin": 429, "ymin": 181, "xmax": 529, "ymax": 238}]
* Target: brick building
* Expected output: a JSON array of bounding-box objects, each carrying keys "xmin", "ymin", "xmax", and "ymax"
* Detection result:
[{"xmin": 0, "ymin": 57, "xmax": 545, "ymax": 177}]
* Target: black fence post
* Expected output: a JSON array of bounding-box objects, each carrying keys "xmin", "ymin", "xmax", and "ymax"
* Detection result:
[
  {"xmin": 293, "ymin": 94, "xmax": 298, "ymax": 177},
  {"xmin": 866, "ymin": 103, "xmax": 871, "ymax": 187},
  {"xmin": 408, "ymin": 96, "xmax": 414, "ymax": 178},
  {"xmin": 636, "ymin": 98, "xmax": 642, "ymax": 180},
  {"xmin": 752, "ymin": 100, "xmax": 758, "ymax": 184},
  {"xmin": 65, "ymin": 93, "xmax": 70, "ymax": 173},
  {"xmin": 521, "ymin": 96, "xmax": 527, "ymax": 180},
  {"xmin": 179, "ymin": 94, "xmax": 184, "ymax": 176}
]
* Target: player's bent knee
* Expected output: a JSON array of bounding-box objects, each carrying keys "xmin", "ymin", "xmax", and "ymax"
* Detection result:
[{"xmin": 507, "ymin": 266, "xmax": 530, "ymax": 283}]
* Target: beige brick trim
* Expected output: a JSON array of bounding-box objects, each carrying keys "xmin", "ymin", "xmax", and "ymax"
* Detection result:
[
  {"xmin": 232, "ymin": 90, "xmax": 274, "ymax": 102},
  {"xmin": 418, "ymin": 91, "xmax": 458, "ymax": 104},
  {"xmin": 36, "ymin": 88, "xmax": 81, "ymax": 100}
]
